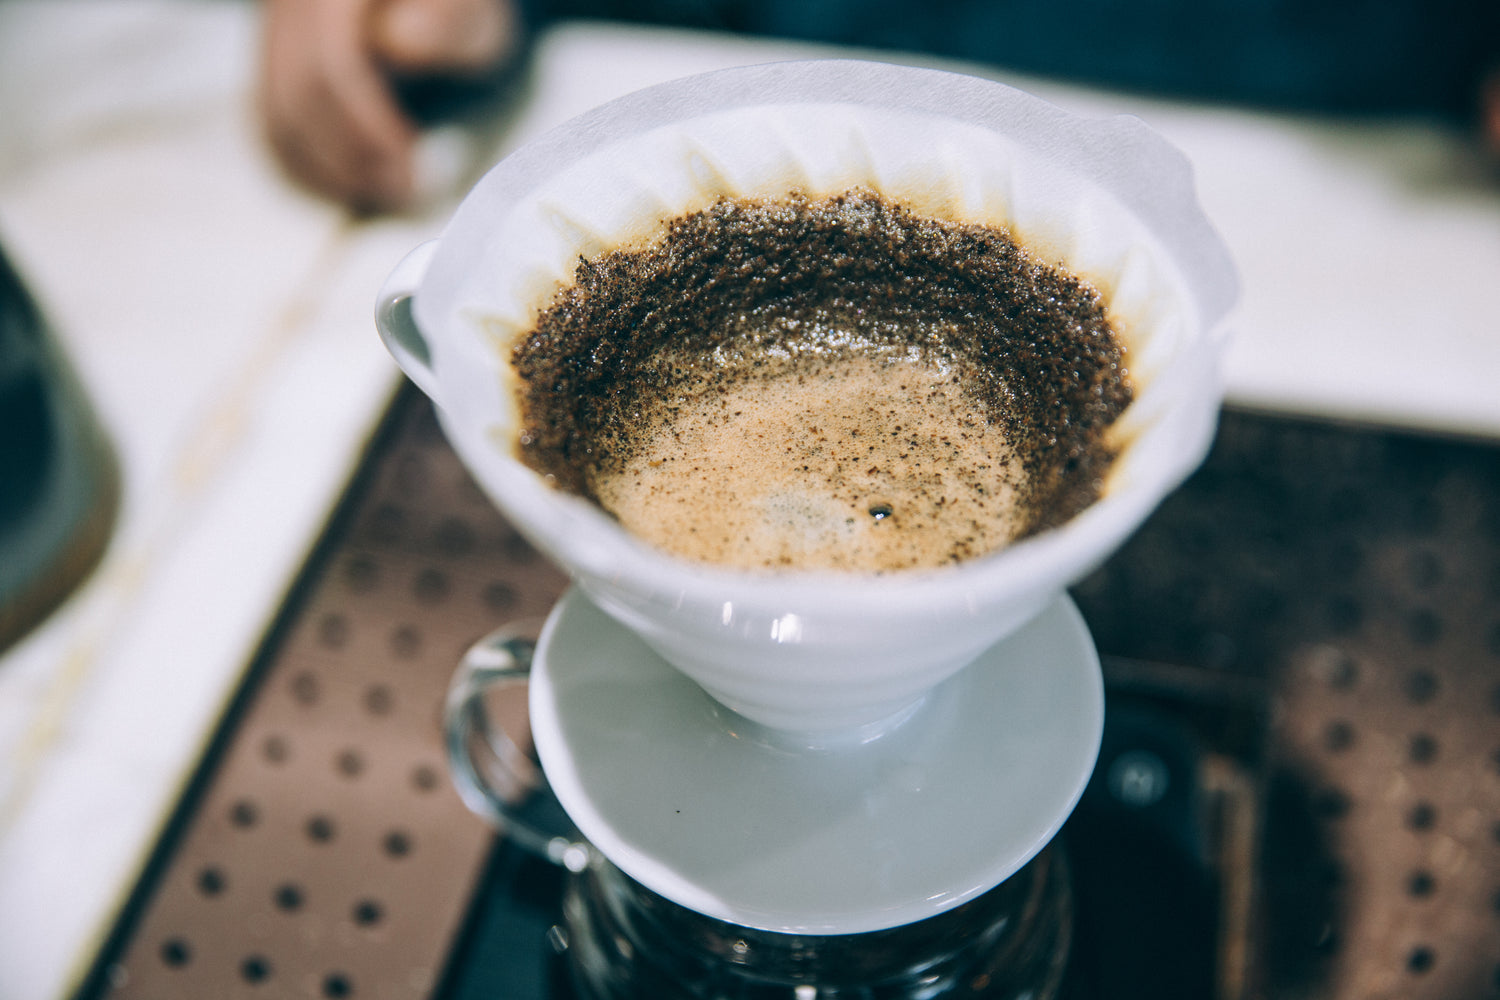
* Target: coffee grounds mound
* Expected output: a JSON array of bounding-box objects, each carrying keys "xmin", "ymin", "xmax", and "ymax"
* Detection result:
[{"xmin": 511, "ymin": 189, "xmax": 1131, "ymax": 562}]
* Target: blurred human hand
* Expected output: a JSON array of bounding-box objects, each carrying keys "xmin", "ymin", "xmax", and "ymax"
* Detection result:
[{"xmin": 259, "ymin": 0, "xmax": 517, "ymax": 213}]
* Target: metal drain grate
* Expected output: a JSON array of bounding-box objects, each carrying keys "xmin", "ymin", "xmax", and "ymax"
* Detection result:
[
  {"xmin": 80, "ymin": 394, "xmax": 1500, "ymax": 1000},
  {"xmin": 84, "ymin": 385, "xmax": 567, "ymax": 1000},
  {"xmin": 1072, "ymin": 409, "xmax": 1500, "ymax": 1000}
]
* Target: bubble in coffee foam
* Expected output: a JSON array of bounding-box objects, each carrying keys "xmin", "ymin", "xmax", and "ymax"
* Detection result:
[
  {"xmin": 510, "ymin": 189, "xmax": 1133, "ymax": 573},
  {"xmin": 591, "ymin": 351, "xmax": 1025, "ymax": 571}
]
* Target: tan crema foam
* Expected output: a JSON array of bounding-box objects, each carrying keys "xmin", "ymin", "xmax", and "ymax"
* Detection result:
[{"xmin": 590, "ymin": 351, "xmax": 1025, "ymax": 573}]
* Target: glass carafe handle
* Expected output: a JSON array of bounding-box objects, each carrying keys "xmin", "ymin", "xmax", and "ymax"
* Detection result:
[{"xmin": 444, "ymin": 621, "xmax": 595, "ymax": 872}]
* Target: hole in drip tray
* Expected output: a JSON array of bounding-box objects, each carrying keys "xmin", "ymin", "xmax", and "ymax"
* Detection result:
[
  {"xmin": 484, "ymin": 581, "xmax": 518, "ymax": 611},
  {"xmin": 1318, "ymin": 649, "xmax": 1359, "ymax": 689},
  {"xmin": 1406, "ymin": 871, "xmax": 1435, "ymax": 898},
  {"xmin": 390, "ymin": 625, "xmax": 422, "ymax": 659},
  {"xmin": 336, "ymin": 749, "xmax": 365, "ymax": 778},
  {"xmin": 290, "ymin": 671, "xmax": 320, "ymax": 705},
  {"xmin": 383, "ymin": 830, "xmax": 412, "ymax": 858},
  {"xmin": 241, "ymin": 955, "xmax": 272, "ymax": 983},
  {"xmin": 229, "ymin": 799, "xmax": 258, "ymax": 828},
  {"xmin": 317, "ymin": 613, "xmax": 349, "ymax": 649},
  {"xmin": 196, "ymin": 867, "xmax": 226, "ymax": 896},
  {"xmin": 364, "ymin": 685, "xmax": 395, "ymax": 716},
  {"xmin": 1406, "ymin": 946, "xmax": 1435, "ymax": 974},
  {"xmin": 262, "ymin": 734, "xmax": 290, "ymax": 764},
  {"xmin": 1408, "ymin": 733, "xmax": 1438, "ymax": 765},
  {"xmin": 159, "ymin": 939, "xmax": 191, "ymax": 967},
  {"xmin": 274, "ymin": 883, "xmax": 304, "ymax": 911},
  {"xmin": 353, "ymin": 900, "xmax": 383, "ymax": 926},
  {"xmin": 413, "ymin": 568, "xmax": 449, "ymax": 604},
  {"xmin": 306, "ymin": 815, "xmax": 337, "ymax": 843},
  {"xmin": 1407, "ymin": 802, "xmax": 1437, "ymax": 831},
  {"xmin": 411, "ymin": 764, "xmax": 440, "ymax": 793},
  {"xmin": 1323, "ymin": 720, "xmax": 1355, "ymax": 753},
  {"xmin": 323, "ymin": 971, "xmax": 354, "ymax": 997}
]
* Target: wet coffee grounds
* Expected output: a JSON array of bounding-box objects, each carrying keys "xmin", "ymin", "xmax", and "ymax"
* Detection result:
[{"xmin": 509, "ymin": 189, "xmax": 1131, "ymax": 570}]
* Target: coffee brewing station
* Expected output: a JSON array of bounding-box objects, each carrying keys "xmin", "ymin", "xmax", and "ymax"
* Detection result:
[
  {"xmin": 17, "ymin": 19, "xmax": 1498, "ymax": 1000},
  {"xmin": 384, "ymin": 60, "xmax": 1234, "ymax": 998}
]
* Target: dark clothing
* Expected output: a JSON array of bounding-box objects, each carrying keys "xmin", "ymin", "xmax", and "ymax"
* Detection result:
[{"xmin": 538, "ymin": 0, "xmax": 1500, "ymax": 121}]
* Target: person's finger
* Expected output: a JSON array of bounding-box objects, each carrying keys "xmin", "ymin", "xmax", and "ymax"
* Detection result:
[
  {"xmin": 370, "ymin": 0, "xmax": 518, "ymax": 77},
  {"xmin": 260, "ymin": 0, "xmax": 417, "ymax": 211}
]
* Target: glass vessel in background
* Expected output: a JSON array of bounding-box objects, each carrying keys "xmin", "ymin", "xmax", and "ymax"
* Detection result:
[{"xmin": 0, "ymin": 240, "xmax": 118, "ymax": 650}]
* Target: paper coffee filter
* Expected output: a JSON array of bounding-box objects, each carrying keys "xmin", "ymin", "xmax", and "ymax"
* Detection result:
[{"xmin": 411, "ymin": 60, "xmax": 1235, "ymax": 613}]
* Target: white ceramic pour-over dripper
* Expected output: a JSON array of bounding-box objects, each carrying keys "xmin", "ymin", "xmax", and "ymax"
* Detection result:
[
  {"xmin": 401, "ymin": 59, "xmax": 1236, "ymax": 941},
  {"xmin": 377, "ymin": 59, "xmax": 1237, "ymax": 738}
]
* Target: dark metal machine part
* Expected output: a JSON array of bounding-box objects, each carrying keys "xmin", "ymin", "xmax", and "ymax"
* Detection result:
[
  {"xmin": 0, "ymin": 241, "xmax": 118, "ymax": 651},
  {"xmin": 77, "ymin": 385, "xmax": 1500, "ymax": 1000}
]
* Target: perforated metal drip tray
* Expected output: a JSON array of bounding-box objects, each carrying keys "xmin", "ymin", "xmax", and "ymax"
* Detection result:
[{"xmin": 77, "ymin": 386, "xmax": 1500, "ymax": 1000}]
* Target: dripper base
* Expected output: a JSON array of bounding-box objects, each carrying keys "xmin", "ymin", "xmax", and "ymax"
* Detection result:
[{"xmin": 528, "ymin": 586, "xmax": 1104, "ymax": 935}]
